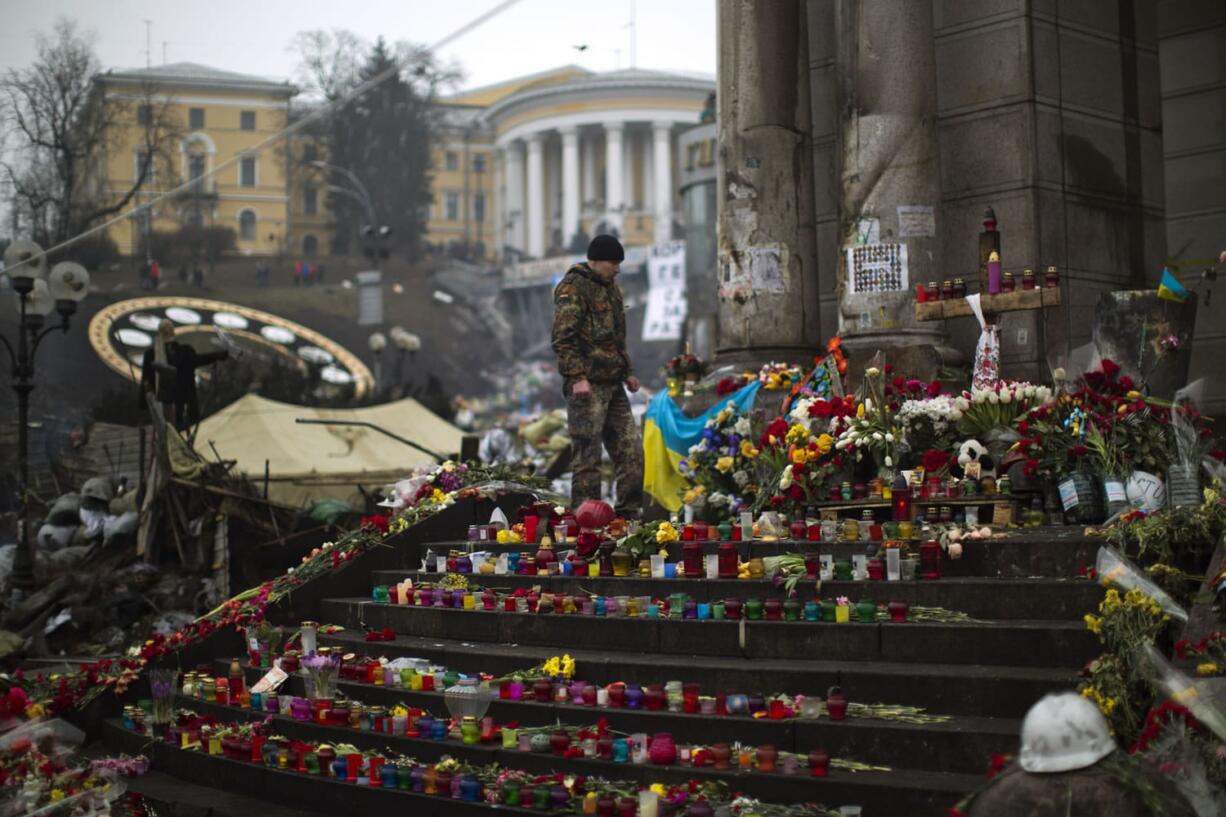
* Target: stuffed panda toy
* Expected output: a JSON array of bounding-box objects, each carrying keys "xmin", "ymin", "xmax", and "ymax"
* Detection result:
[{"xmin": 953, "ymin": 439, "xmax": 996, "ymax": 480}]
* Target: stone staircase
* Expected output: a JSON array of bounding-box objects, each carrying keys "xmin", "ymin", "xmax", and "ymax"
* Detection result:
[{"xmin": 102, "ymin": 505, "xmax": 1104, "ymax": 817}]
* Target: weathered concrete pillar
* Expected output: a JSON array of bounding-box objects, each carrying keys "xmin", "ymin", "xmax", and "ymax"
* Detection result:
[
  {"xmin": 715, "ymin": 0, "xmax": 821, "ymax": 363},
  {"xmin": 835, "ymin": 0, "xmax": 945, "ymax": 375}
]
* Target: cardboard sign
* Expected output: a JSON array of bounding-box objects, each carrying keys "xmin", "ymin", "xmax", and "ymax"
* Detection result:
[{"xmin": 250, "ymin": 666, "xmax": 289, "ymax": 694}]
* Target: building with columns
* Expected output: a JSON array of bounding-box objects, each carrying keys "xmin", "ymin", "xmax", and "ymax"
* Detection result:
[{"xmin": 430, "ymin": 66, "xmax": 714, "ymax": 262}]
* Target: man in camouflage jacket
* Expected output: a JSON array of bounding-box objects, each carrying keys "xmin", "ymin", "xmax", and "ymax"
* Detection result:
[{"xmin": 551, "ymin": 235, "xmax": 644, "ymax": 517}]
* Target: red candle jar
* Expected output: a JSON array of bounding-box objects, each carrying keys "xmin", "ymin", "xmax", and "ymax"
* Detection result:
[
  {"xmin": 644, "ymin": 685, "xmax": 667, "ymax": 711},
  {"xmin": 867, "ymin": 557, "xmax": 885, "ymax": 580},
  {"xmin": 582, "ymin": 684, "xmax": 598, "ymax": 706},
  {"xmin": 828, "ymin": 485, "xmax": 841, "ymax": 501},
  {"xmin": 724, "ymin": 598, "xmax": 743, "ymax": 620},
  {"xmin": 789, "ymin": 519, "xmax": 806, "ymax": 540},
  {"xmin": 682, "ymin": 541, "xmax": 703, "ymax": 578},
  {"xmin": 482, "ymin": 589, "xmax": 496, "ymax": 610},
  {"xmin": 682, "ymin": 524, "xmax": 695, "ymax": 541},
  {"xmin": 717, "ymin": 542, "xmax": 739, "ymax": 579},
  {"xmin": 809, "ymin": 748, "xmax": 830, "ymax": 777},
  {"xmin": 805, "ymin": 554, "xmax": 819, "ymax": 578},
  {"xmin": 919, "ymin": 540, "xmax": 942, "ymax": 579},
  {"xmin": 524, "ymin": 515, "xmax": 538, "ymax": 543},
  {"xmin": 549, "ymin": 729, "xmax": 571, "ymax": 755},
  {"xmin": 869, "ymin": 521, "xmax": 883, "ymax": 541},
  {"xmin": 1045, "ymin": 265, "xmax": 1060, "ymax": 288},
  {"xmin": 682, "ymin": 683, "xmax": 700, "ymax": 713},
  {"xmin": 853, "ymin": 482, "xmax": 867, "ymax": 500},
  {"xmin": 571, "ymin": 557, "xmax": 588, "ymax": 577},
  {"xmin": 768, "ymin": 699, "xmax": 786, "ymax": 720},
  {"xmin": 952, "ymin": 278, "xmax": 967, "ymax": 298},
  {"xmin": 807, "ymin": 523, "xmax": 821, "ymax": 542},
  {"xmin": 756, "ymin": 745, "xmax": 778, "ymax": 773},
  {"xmin": 1021, "ymin": 268, "xmax": 1036, "ymax": 290},
  {"xmin": 694, "ymin": 521, "xmax": 709, "ymax": 541},
  {"xmin": 730, "ymin": 524, "xmax": 742, "ymax": 541},
  {"xmin": 941, "ymin": 280, "xmax": 954, "ymax": 300},
  {"xmin": 503, "ymin": 597, "xmax": 516, "ymax": 612},
  {"xmin": 925, "ymin": 281, "xmax": 939, "ymax": 301},
  {"xmin": 763, "ymin": 598, "xmax": 783, "ymax": 621},
  {"xmin": 888, "ymin": 599, "xmax": 910, "ymax": 623},
  {"xmin": 648, "ymin": 733, "xmax": 677, "ymax": 765},
  {"xmin": 608, "ymin": 683, "xmax": 626, "ymax": 708},
  {"xmin": 826, "ymin": 686, "xmax": 849, "ymax": 721},
  {"xmin": 1002, "ymin": 271, "xmax": 1016, "ymax": 292}
]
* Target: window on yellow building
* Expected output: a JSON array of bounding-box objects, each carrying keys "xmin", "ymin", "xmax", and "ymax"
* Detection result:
[
  {"xmin": 240, "ymin": 157, "xmax": 256, "ymax": 187},
  {"xmin": 137, "ymin": 105, "xmax": 152, "ymax": 126},
  {"xmin": 240, "ymin": 111, "xmax": 256, "ymax": 131},
  {"xmin": 473, "ymin": 154, "xmax": 486, "ymax": 173},
  {"xmin": 445, "ymin": 192, "xmax": 459, "ymax": 221},
  {"xmin": 239, "ymin": 210, "xmax": 256, "ymax": 240},
  {"xmin": 304, "ymin": 185, "xmax": 318, "ymax": 215},
  {"xmin": 303, "ymin": 142, "xmax": 318, "ymax": 163},
  {"xmin": 445, "ymin": 152, "xmax": 458, "ymax": 171},
  {"xmin": 135, "ymin": 149, "xmax": 156, "ymax": 183},
  {"xmin": 473, "ymin": 193, "xmax": 486, "ymax": 223},
  {"xmin": 189, "ymin": 108, "xmax": 205, "ymax": 129}
]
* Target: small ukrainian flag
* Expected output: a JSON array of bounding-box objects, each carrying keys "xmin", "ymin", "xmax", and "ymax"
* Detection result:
[{"xmin": 1158, "ymin": 267, "xmax": 1189, "ymax": 303}]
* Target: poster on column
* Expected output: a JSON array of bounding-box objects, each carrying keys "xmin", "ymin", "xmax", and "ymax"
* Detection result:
[{"xmin": 642, "ymin": 241, "xmax": 687, "ymax": 342}]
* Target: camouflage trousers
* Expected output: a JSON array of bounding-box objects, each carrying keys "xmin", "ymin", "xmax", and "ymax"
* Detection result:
[{"xmin": 567, "ymin": 381, "xmax": 644, "ymax": 517}]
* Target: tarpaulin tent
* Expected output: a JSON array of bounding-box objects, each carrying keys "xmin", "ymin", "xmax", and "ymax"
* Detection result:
[{"xmin": 194, "ymin": 394, "xmax": 462, "ymax": 507}]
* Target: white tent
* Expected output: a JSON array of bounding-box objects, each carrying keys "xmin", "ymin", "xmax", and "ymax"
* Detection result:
[{"xmin": 194, "ymin": 394, "xmax": 463, "ymax": 507}]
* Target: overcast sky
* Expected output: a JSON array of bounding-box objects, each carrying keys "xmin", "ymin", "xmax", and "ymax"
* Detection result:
[{"xmin": 0, "ymin": 0, "xmax": 717, "ymax": 90}]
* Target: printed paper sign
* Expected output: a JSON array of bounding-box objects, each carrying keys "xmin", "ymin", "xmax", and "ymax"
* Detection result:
[
  {"xmin": 897, "ymin": 205, "xmax": 936, "ymax": 238},
  {"xmin": 642, "ymin": 242, "xmax": 687, "ymax": 341},
  {"xmin": 845, "ymin": 243, "xmax": 908, "ymax": 294}
]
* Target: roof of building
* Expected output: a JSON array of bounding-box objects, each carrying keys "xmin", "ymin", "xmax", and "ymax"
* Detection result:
[
  {"xmin": 480, "ymin": 65, "xmax": 714, "ymax": 123},
  {"xmin": 97, "ymin": 62, "xmax": 297, "ymax": 95},
  {"xmin": 442, "ymin": 64, "xmax": 591, "ymax": 107}
]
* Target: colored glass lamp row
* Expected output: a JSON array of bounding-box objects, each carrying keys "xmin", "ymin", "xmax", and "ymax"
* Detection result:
[{"xmin": 371, "ymin": 585, "xmax": 912, "ymax": 622}]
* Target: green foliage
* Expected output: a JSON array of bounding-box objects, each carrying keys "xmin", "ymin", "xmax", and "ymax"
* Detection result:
[{"xmin": 1104, "ymin": 487, "xmax": 1226, "ymax": 573}]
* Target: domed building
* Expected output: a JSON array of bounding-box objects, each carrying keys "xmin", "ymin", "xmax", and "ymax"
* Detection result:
[{"xmin": 428, "ymin": 66, "xmax": 715, "ymax": 263}]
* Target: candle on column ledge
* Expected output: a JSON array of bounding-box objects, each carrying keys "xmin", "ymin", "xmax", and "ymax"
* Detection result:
[{"xmin": 987, "ymin": 250, "xmax": 1002, "ymax": 294}]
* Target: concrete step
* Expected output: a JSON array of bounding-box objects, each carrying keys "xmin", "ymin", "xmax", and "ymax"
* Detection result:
[
  {"xmin": 319, "ymin": 597, "xmax": 1098, "ymax": 669},
  {"xmin": 212, "ymin": 658, "xmax": 1017, "ymax": 775},
  {"xmin": 312, "ymin": 630, "xmax": 1077, "ymax": 719},
  {"xmin": 370, "ymin": 569, "xmax": 1103, "ymax": 620},
  {"xmin": 105, "ymin": 711, "xmax": 984, "ymax": 817},
  {"xmin": 416, "ymin": 527, "xmax": 1100, "ymax": 578}
]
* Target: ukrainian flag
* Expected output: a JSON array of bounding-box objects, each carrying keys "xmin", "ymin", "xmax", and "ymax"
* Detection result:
[
  {"xmin": 1158, "ymin": 267, "xmax": 1189, "ymax": 303},
  {"xmin": 642, "ymin": 382, "xmax": 761, "ymax": 512}
]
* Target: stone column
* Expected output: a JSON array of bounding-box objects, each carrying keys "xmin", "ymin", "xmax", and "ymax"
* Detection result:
[
  {"xmin": 581, "ymin": 130, "xmax": 597, "ymax": 218},
  {"xmin": 623, "ymin": 128, "xmax": 635, "ymax": 213},
  {"xmin": 835, "ymin": 0, "xmax": 944, "ymax": 374},
  {"xmin": 604, "ymin": 122, "xmax": 625, "ymax": 234},
  {"xmin": 716, "ymin": 0, "xmax": 820, "ymax": 361},
  {"xmin": 526, "ymin": 133, "xmax": 545, "ymax": 258},
  {"xmin": 652, "ymin": 122, "xmax": 674, "ymax": 244},
  {"xmin": 561, "ymin": 127, "xmax": 581, "ymax": 249},
  {"xmin": 503, "ymin": 141, "xmax": 525, "ymax": 254},
  {"xmin": 643, "ymin": 130, "xmax": 656, "ymax": 211}
]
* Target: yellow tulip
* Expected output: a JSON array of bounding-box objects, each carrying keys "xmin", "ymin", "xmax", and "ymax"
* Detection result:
[{"xmin": 816, "ymin": 433, "xmax": 833, "ymax": 454}]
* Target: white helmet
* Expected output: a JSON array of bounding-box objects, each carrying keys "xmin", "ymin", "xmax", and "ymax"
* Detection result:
[{"xmin": 1019, "ymin": 692, "xmax": 1116, "ymax": 773}]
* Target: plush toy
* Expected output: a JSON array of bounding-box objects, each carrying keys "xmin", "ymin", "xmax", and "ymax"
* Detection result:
[{"xmin": 953, "ymin": 439, "xmax": 996, "ymax": 480}]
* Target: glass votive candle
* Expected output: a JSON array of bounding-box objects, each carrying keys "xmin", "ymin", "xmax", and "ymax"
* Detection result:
[{"xmin": 696, "ymin": 603, "xmax": 711, "ymax": 620}]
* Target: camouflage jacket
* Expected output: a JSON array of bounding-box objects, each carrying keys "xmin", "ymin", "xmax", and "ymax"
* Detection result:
[{"xmin": 551, "ymin": 263, "xmax": 632, "ymax": 383}]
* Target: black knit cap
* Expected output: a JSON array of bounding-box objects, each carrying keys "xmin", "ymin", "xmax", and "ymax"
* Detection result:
[{"xmin": 586, "ymin": 234, "xmax": 625, "ymax": 262}]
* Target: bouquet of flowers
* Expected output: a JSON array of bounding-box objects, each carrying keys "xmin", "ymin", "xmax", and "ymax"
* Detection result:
[
  {"xmin": 895, "ymin": 395, "xmax": 964, "ymax": 455},
  {"xmin": 664, "ymin": 353, "xmax": 707, "ymax": 381},
  {"xmin": 679, "ymin": 402, "xmax": 762, "ymax": 515},
  {"xmin": 957, "ymin": 381, "xmax": 1053, "ymax": 439},
  {"xmin": 302, "ymin": 652, "xmax": 340, "ymax": 700},
  {"xmin": 833, "ymin": 368, "xmax": 900, "ymax": 473},
  {"xmin": 757, "ymin": 362, "xmax": 805, "ymax": 391},
  {"xmin": 758, "ymin": 417, "xmax": 838, "ymax": 512}
]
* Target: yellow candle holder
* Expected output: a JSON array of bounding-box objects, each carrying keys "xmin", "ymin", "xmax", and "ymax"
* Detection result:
[{"xmin": 835, "ymin": 605, "xmax": 850, "ymax": 624}]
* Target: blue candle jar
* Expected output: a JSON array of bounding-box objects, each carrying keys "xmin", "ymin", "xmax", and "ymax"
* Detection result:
[
  {"xmin": 332, "ymin": 757, "xmax": 348, "ymax": 779},
  {"xmin": 431, "ymin": 719, "xmax": 448, "ymax": 740},
  {"xmin": 595, "ymin": 597, "xmax": 606, "ymax": 616},
  {"xmin": 380, "ymin": 764, "xmax": 398, "ymax": 788},
  {"xmin": 804, "ymin": 601, "xmax": 819, "ymax": 621},
  {"xmin": 612, "ymin": 738, "xmax": 630, "ymax": 763}
]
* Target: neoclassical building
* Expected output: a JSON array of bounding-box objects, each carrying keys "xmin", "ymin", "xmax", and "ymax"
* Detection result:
[{"xmin": 432, "ymin": 66, "xmax": 715, "ymax": 261}]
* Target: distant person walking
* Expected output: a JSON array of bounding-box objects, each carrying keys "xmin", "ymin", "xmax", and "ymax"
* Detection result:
[
  {"xmin": 149, "ymin": 259, "xmax": 162, "ymax": 289},
  {"xmin": 293, "ymin": 260, "xmax": 303, "ymax": 286},
  {"xmin": 192, "ymin": 265, "xmax": 205, "ymax": 289}
]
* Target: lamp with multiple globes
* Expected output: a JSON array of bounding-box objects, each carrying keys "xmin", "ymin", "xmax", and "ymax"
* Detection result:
[{"xmin": 2, "ymin": 242, "xmax": 91, "ymax": 598}]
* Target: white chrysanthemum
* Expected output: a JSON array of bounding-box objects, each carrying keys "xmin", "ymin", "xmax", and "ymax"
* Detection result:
[
  {"xmin": 734, "ymin": 417, "xmax": 752, "ymax": 437},
  {"xmin": 733, "ymin": 470, "xmax": 749, "ymax": 487}
]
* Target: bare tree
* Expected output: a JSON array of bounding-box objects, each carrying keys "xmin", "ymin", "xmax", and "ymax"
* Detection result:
[
  {"xmin": 289, "ymin": 29, "xmax": 365, "ymax": 102},
  {"xmin": 0, "ymin": 19, "xmax": 181, "ymax": 250}
]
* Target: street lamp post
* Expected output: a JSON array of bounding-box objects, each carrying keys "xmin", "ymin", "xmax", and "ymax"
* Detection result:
[
  {"xmin": 388, "ymin": 325, "xmax": 421, "ymax": 389},
  {"xmin": 1, "ymin": 241, "xmax": 90, "ymax": 600}
]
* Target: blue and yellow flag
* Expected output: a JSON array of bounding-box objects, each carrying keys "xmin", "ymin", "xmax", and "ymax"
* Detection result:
[
  {"xmin": 642, "ymin": 382, "xmax": 761, "ymax": 512},
  {"xmin": 1158, "ymin": 267, "xmax": 1188, "ymax": 303}
]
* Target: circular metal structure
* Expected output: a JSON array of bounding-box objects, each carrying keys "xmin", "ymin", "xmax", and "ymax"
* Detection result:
[{"xmin": 88, "ymin": 296, "xmax": 374, "ymax": 398}]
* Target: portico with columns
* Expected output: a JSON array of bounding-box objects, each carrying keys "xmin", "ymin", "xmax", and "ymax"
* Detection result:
[{"xmin": 481, "ymin": 69, "xmax": 714, "ymax": 260}]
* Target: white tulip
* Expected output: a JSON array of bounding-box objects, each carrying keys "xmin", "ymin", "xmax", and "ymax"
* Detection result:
[
  {"xmin": 885, "ymin": 433, "xmax": 894, "ymax": 442},
  {"xmin": 1000, "ymin": 391, "xmax": 1012, "ymax": 404},
  {"xmin": 988, "ymin": 392, "xmax": 1000, "ymax": 404},
  {"xmin": 872, "ymin": 432, "xmax": 884, "ymax": 441}
]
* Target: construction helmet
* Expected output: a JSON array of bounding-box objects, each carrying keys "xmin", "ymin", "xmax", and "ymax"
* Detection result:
[
  {"xmin": 80, "ymin": 476, "xmax": 115, "ymax": 504},
  {"xmin": 1019, "ymin": 692, "xmax": 1116, "ymax": 773}
]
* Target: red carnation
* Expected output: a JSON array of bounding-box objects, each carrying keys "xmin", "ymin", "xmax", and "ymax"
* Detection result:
[
  {"xmin": 922, "ymin": 449, "xmax": 953, "ymax": 474},
  {"xmin": 927, "ymin": 380, "xmax": 942, "ymax": 397},
  {"xmin": 905, "ymin": 379, "xmax": 922, "ymax": 394},
  {"xmin": 1069, "ymin": 445, "xmax": 1089, "ymax": 459},
  {"xmin": 1023, "ymin": 458, "xmax": 1040, "ymax": 479},
  {"xmin": 1100, "ymin": 359, "xmax": 1121, "ymax": 379},
  {"xmin": 884, "ymin": 364, "xmax": 895, "ymax": 374},
  {"xmin": 892, "ymin": 376, "xmax": 905, "ymax": 390},
  {"xmin": 809, "ymin": 400, "xmax": 833, "ymax": 418},
  {"xmin": 1018, "ymin": 420, "xmax": 1029, "ymax": 435}
]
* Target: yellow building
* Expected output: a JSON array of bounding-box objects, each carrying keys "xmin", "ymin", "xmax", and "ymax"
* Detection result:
[{"xmin": 92, "ymin": 62, "xmax": 297, "ymax": 256}]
